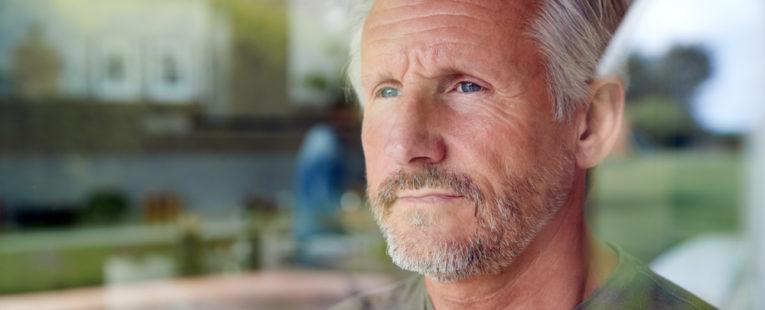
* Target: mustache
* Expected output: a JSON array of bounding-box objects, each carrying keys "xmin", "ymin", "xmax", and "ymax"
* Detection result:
[{"xmin": 371, "ymin": 166, "xmax": 486, "ymax": 215}]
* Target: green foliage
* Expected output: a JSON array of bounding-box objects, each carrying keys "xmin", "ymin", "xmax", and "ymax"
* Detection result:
[
  {"xmin": 627, "ymin": 45, "xmax": 712, "ymax": 104},
  {"xmin": 0, "ymin": 244, "xmax": 173, "ymax": 294},
  {"xmin": 628, "ymin": 96, "xmax": 697, "ymax": 146},
  {"xmin": 10, "ymin": 25, "xmax": 62, "ymax": 101},
  {"xmin": 81, "ymin": 190, "xmax": 129, "ymax": 225},
  {"xmin": 176, "ymin": 218, "xmax": 206, "ymax": 276},
  {"xmin": 658, "ymin": 46, "xmax": 713, "ymax": 102},
  {"xmin": 591, "ymin": 151, "xmax": 741, "ymax": 261},
  {"xmin": 304, "ymin": 72, "xmax": 330, "ymax": 91},
  {"xmin": 176, "ymin": 232, "xmax": 205, "ymax": 277},
  {"xmin": 625, "ymin": 45, "xmax": 714, "ymax": 148},
  {"xmin": 213, "ymin": 0, "xmax": 289, "ymax": 116}
]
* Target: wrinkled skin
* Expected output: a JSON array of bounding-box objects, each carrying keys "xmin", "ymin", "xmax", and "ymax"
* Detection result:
[{"xmin": 361, "ymin": 0, "xmax": 580, "ymax": 281}]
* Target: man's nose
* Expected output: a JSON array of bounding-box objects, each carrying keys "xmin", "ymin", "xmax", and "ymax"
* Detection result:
[{"xmin": 384, "ymin": 99, "xmax": 446, "ymax": 166}]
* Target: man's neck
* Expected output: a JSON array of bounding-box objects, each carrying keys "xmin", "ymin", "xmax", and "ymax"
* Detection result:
[{"xmin": 424, "ymin": 171, "xmax": 617, "ymax": 310}]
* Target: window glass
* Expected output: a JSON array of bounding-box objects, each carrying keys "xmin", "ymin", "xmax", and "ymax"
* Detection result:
[{"xmin": 0, "ymin": 0, "xmax": 761, "ymax": 308}]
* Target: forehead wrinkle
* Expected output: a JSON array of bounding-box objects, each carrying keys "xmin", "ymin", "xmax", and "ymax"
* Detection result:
[
  {"xmin": 443, "ymin": 0, "xmax": 499, "ymax": 11},
  {"xmin": 364, "ymin": 6, "xmax": 496, "ymax": 46},
  {"xmin": 362, "ymin": 0, "xmax": 543, "ymax": 97},
  {"xmin": 372, "ymin": 0, "xmax": 502, "ymax": 17},
  {"xmin": 367, "ymin": 9, "xmax": 493, "ymax": 30},
  {"xmin": 367, "ymin": 14, "xmax": 492, "ymax": 37},
  {"xmin": 369, "ymin": 0, "xmax": 528, "ymax": 28},
  {"xmin": 365, "ymin": 26, "xmax": 490, "ymax": 50}
]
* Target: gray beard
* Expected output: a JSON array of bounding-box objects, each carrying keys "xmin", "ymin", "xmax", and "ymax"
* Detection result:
[{"xmin": 369, "ymin": 162, "xmax": 572, "ymax": 282}]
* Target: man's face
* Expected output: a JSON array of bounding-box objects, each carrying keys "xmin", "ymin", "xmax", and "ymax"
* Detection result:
[{"xmin": 361, "ymin": 0, "xmax": 579, "ymax": 281}]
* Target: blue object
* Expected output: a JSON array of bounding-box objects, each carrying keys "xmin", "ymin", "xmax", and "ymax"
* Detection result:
[{"xmin": 294, "ymin": 124, "xmax": 347, "ymax": 244}]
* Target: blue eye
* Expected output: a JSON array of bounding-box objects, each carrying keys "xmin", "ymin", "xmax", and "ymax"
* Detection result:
[
  {"xmin": 458, "ymin": 82, "xmax": 483, "ymax": 93},
  {"xmin": 378, "ymin": 87, "xmax": 400, "ymax": 98}
]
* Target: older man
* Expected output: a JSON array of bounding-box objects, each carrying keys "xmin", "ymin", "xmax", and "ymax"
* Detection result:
[{"xmin": 334, "ymin": 0, "xmax": 714, "ymax": 309}]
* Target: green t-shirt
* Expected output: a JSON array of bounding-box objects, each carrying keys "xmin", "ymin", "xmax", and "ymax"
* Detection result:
[{"xmin": 331, "ymin": 247, "xmax": 716, "ymax": 309}]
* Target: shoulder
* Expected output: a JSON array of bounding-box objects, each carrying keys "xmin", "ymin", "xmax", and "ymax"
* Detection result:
[
  {"xmin": 330, "ymin": 275, "xmax": 427, "ymax": 310},
  {"xmin": 578, "ymin": 247, "xmax": 717, "ymax": 310},
  {"xmin": 629, "ymin": 259, "xmax": 717, "ymax": 309}
]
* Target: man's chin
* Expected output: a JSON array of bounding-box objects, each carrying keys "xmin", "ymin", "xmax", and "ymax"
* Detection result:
[{"xmin": 381, "ymin": 227, "xmax": 489, "ymax": 281}]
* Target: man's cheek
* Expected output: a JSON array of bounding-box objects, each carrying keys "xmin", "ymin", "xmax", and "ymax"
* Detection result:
[
  {"xmin": 366, "ymin": 168, "xmax": 389, "ymax": 206},
  {"xmin": 366, "ymin": 144, "xmax": 391, "ymax": 177},
  {"xmin": 360, "ymin": 118, "xmax": 379, "ymax": 156}
]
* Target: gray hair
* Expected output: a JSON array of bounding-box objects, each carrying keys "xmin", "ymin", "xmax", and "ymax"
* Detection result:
[{"xmin": 347, "ymin": 0, "xmax": 630, "ymax": 119}]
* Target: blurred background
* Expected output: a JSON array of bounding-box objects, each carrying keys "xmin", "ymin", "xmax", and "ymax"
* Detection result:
[{"xmin": 0, "ymin": 0, "xmax": 761, "ymax": 309}]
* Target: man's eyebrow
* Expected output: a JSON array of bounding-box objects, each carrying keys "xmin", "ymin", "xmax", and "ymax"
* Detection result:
[
  {"xmin": 362, "ymin": 66, "xmax": 490, "ymax": 87},
  {"xmin": 361, "ymin": 74, "xmax": 400, "ymax": 87}
]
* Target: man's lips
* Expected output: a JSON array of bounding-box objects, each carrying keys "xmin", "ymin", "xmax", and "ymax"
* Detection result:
[{"xmin": 397, "ymin": 192, "xmax": 464, "ymax": 204}]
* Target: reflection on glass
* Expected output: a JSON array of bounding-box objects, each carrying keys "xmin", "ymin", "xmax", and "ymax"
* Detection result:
[{"xmin": 0, "ymin": 0, "xmax": 761, "ymax": 308}]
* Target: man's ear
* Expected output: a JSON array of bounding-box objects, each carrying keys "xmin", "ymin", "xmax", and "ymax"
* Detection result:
[{"xmin": 575, "ymin": 76, "xmax": 625, "ymax": 169}]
